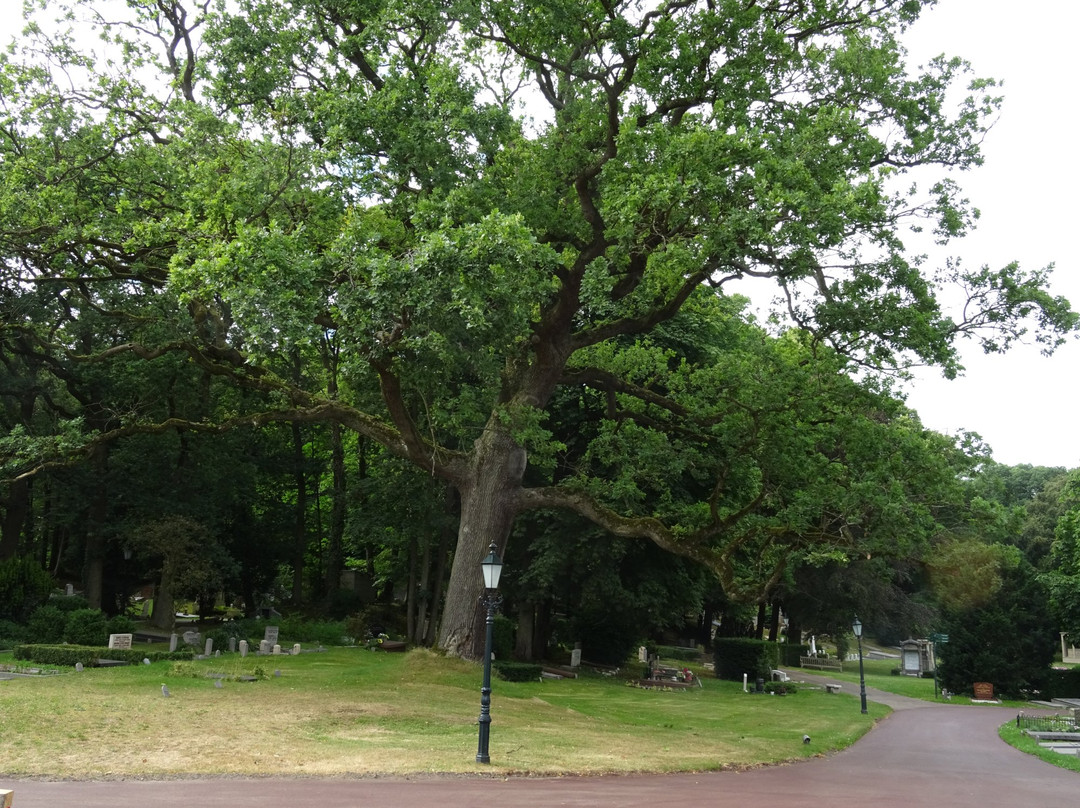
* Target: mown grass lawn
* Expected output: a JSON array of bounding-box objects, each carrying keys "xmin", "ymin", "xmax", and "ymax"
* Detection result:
[{"xmin": 0, "ymin": 647, "xmax": 883, "ymax": 778}]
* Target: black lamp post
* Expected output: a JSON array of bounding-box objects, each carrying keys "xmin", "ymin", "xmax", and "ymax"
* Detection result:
[
  {"xmin": 852, "ymin": 616, "xmax": 868, "ymax": 714},
  {"xmin": 476, "ymin": 541, "xmax": 503, "ymax": 764}
]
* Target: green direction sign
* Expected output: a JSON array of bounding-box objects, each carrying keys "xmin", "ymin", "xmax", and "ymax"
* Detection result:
[{"xmin": 929, "ymin": 633, "xmax": 949, "ymax": 644}]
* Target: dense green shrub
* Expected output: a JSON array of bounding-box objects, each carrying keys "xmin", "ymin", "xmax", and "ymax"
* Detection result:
[
  {"xmin": 493, "ymin": 661, "xmax": 543, "ymax": 682},
  {"xmin": 63, "ymin": 608, "xmax": 108, "ymax": 646},
  {"xmin": 278, "ymin": 616, "xmax": 348, "ymax": 645},
  {"xmin": 0, "ymin": 557, "xmax": 54, "ymax": 622},
  {"xmin": 936, "ymin": 557, "xmax": 1056, "ymax": 699},
  {"xmin": 27, "ymin": 604, "xmax": 66, "ymax": 644},
  {"xmin": 492, "ymin": 614, "xmax": 515, "ymax": 660},
  {"xmin": 779, "ymin": 643, "xmax": 809, "ymax": 667},
  {"xmin": 713, "ymin": 638, "xmax": 779, "ymax": 682},
  {"xmin": 50, "ymin": 594, "xmax": 91, "ymax": 612},
  {"xmin": 0, "ymin": 618, "xmax": 27, "ymax": 649},
  {"xmin": 763, "ymin": 681, "xmax": 798, "ymax": 694},
  {"xmin": 106, "ymin": 614, "xmax": 136, "ymax": 636},
  {"xmin": 1045, "ymin": 667, "xmax": 1080, "ymax": 699}
]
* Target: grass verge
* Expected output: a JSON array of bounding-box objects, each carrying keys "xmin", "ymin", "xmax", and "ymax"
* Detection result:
[
  {"xmin": 998, "ymin": 722, "xmax": 1080, "ymax": 773},
  {"xmin": 0, "ymin": 647, "xmax": 883, "ymax": 779}
]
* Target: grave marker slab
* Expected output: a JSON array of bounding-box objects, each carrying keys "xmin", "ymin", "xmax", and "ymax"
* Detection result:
[{"xmin": 108, "ymin": 633, "xmax": 133, "ymax": 650}]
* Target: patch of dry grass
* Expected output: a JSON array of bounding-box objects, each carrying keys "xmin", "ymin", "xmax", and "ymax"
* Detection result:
[{"xmin": 0, "ymin": 648, "xmax": 881, "ymax": 778}]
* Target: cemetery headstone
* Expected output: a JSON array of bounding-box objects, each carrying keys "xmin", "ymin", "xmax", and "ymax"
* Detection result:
[
  {"xmin": 75, "ymin": 662, "xmax": 83, "ymax": 672},
  {"xmin": 239, "ymin": 640, "xmax": 248, "ymax": 658},
  {"xmin": 228, "ymin": 637, "xmax": 237, "ymax": 653},
  {"xmin": 973, "ymin": 681, "xmax": 995, "ymax": 700},
  {"xmin": 263, "ymin": 625, "xmax": 280, "ymax": 646},
  {"xmin": 204, "ymin": 638, "xmax": 214, "ymax": 657},
  {"xmin": 65, "ymin": 583, "xmax": 73, "ymax": 596},
  {"xmin": 182, "ymin": 630, "xmax": 201, "ymax": 647},
  {"xmin": 273, "ymin": 644, "xmax": 282, "ymax": 655},
  {"xmin": 570, "ymin": 647, "xmax": 582, "ymax": 668},
  {"xmin": 292, "ymin": 643, "xmax": 301, "ymax": 655},
  {"xmin": 638, "ymin": 646, "xmax": 648, "ymax": 663},
  {"xmin": 169, "ymin": 633, "xmax": 178, "ymax": 652},
  {"xmin": 259, "ymin": 640, "xmax": 270, "ymax": 654},
  {"xmin": 108, "ymin": 633, "xmax": 133, "ymax": 650}
]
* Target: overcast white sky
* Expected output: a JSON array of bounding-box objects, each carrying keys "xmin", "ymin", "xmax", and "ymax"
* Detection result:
[
  {"xmin": 897, "ymin": 0, "xmax": 1079, "ymax": 469},
  {"xmin": 2, "ymin": 1, "xmax": 1077, "ymax": 468}
]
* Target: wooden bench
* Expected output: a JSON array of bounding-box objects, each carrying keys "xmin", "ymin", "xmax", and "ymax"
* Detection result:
[{"xmin": 800, "ymin": 656, "xmax": 843, "ymax": 672}]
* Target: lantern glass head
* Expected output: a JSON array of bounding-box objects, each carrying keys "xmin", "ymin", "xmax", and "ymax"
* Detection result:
[
  {"xmin": 481, "ymin": 544, "xmax": 503, "ymax": 590},
  {"xmin": 852, "ymin": 617, "xmax": 863, "ymax": 638}
]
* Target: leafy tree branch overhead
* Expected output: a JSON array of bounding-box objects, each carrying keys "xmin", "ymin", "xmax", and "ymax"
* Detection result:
[{"xmin": 0, "ymin": 0, "xmax": 1075, "ymax": 657}]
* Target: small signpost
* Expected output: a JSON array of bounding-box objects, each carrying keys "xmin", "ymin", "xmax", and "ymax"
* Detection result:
[{"xmin": 929, "ymin": 633, "xmax": 949, "ymax": 698}]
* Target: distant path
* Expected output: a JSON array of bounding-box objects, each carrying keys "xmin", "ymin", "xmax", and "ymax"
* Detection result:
[{"xmin": 5, "ymin": 675, "xmax": 1078, "ymax": 807}]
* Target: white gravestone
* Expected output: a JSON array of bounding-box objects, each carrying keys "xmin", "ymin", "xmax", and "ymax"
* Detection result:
[{"xmin": 108, "ymin": 633, "xmax": 133, "ymax": 650}]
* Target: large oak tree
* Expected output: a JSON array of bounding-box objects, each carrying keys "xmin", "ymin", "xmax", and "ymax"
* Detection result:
[{"xmin": 1, "ymin": 0, "xmax": 1075, "ymax": 657}]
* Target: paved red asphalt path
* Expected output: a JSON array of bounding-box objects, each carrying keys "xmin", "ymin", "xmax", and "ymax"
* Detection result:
[{"xmin": 4, "ymin": 678, "xmax": 1078, "ymax": 807}]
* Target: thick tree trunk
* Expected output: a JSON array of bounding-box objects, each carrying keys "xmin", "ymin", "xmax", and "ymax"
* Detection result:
[
  {"xmin": 151, "ymin": 582, "xmax": 176, "ymax": 630},
  {"xmin": 422, "ymin": 486, "xmax": 454, "ymax": 647},
  {"xmin": 786, "ymin": 617, "xmax": 802, "ymax": 647},
  {"xmin": 437, "ymin": 429, "xmax": 526, "ymax": 660},
  {"xmin": 291, "ymin": 420, "xmax": 307, "ymax": 604},
  {"xmin": 768, "ymin": 600, "xmax": 782, "ymax": 642},
  {"xmin": 324, "ymin": 422, "xmax": 346, "ymax": 596},
  {"xmin": 406, "ymin": 535, "xmax": 418, "ymax": 642},
  {"xmin": 83, "ymin": 448, "xmax": 108, "ymax": 610},
  {"xmin": 514, "ymin": 602, "xmax": 535, "ymax": 661}
]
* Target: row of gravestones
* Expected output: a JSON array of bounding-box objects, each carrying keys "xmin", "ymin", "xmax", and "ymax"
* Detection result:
[{"xmin": 106, "ymin": 626, "xmax": 304, "ymax": 659}]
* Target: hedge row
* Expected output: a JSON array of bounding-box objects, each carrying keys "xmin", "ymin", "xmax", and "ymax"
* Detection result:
[
  {"xmin": 654, "ymin": 645, "xmax": 703, "ymax": 662},
  {"xmin": 13, "ymin": 644, "xmax": 195, "ymax": 667},
  {"xmin": 493, "ymin": 661, "xmax": 543, "ymax": 682}
]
